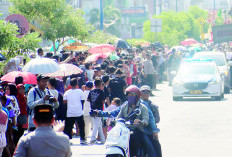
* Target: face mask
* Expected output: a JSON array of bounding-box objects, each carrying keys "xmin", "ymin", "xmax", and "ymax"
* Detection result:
[{"xmin": 128, "ymin": 96, "xmax": 137, "ymax": 106}]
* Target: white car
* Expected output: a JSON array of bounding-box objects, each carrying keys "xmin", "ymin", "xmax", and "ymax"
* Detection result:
[
  {"xmin": 173, "ymin": 59, "xmax": 224, "ymax": 101},
  {"xmin": 193, "ymin": 51, "xmax": 230, "ymax": 93}
]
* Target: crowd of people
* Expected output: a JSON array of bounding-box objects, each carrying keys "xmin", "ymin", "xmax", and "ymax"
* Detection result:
[{"xmin": 0, "ymin": 44, "xmax": 176, "ymax": 157}]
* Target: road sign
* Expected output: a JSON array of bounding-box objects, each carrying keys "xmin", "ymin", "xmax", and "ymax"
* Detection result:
[{"xmin": 151, "ymin": 18, "xmax": 162, "ymax": 33}]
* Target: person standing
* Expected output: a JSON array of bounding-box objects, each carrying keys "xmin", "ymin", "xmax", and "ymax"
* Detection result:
[
  {"xmin": 143, "ymin": 53, "xmax": 156, "ymax": 92},
  {"xmin": 0, "ymin": 102, "xmax": 8, "ymax": 157},
  {"xmin": 108, "ymin": 69, "xmax": 127, "ymax": 103},
  {"xmin": 27, "ymin": 74, "xmax": 59, "ymax": 132},
  {"xmin": 13, "ymin": 104, "xmax": 71, "ymax": 157},
  {"xmin": 88, "ymin": 78, "xmax": 105, "ymax": 144},
  {"xmin": 14, "ymin": 84, "xmax": 28, "ymax": 145},
  {"xmin": 63, "ymin": 78, "xmax": 86, "ymax": 144},
  {"xmin": 83, "ymin": 82, "xmax": 94, "ymax": 137}
]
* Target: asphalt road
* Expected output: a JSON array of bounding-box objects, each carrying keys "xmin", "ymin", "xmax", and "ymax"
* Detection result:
[{"xmin": 71, "ymin": 82, "xmax": 232, "ymax": 157}]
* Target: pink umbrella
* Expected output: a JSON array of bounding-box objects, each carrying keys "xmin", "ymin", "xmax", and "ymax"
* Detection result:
[
  {"xmin": 85, "ymin": 53, "xmax": 111, "ymax": 63},
  {"xmin": 1, "ymin": 71, "xmax": 37, "ymax": 84},
  {"xmin": 181, "ymin": 38, "xmax": 198, "ymax": 46},
  {"xmin": 88, "ymin": 44, "xmax": 116, "ymax": 54},
  {"xmin": 46, "ymin": 63, "xmax": 83, "ymax": 77}
]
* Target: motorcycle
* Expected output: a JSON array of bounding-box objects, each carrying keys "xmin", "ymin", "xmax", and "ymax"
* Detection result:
[{"xmin": 105, "ymin": 108, "xmax": 142, "ymax": 157}]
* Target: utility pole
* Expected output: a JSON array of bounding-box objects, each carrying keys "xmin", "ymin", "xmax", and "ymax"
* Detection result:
[
  {"xmin": 154, "ymin": 0, "xmax": 156, "ymax": 15},
  {"xmin": 213, "ymin": 0, "xmax": 216, "ymax": 10},
  {"xmin": 100, "ymin": 0, "xmax": 104, "ymax": 31},
  {"xmin": 176, "ymin": 0, "xmax": 178, "ymax": 12}
]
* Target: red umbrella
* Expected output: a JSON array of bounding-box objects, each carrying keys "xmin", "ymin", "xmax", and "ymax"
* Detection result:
[
  {"xmin": 84, "ymin": 53, "xmax": 111, "ymax": 63},
  {"xmin": 181, "ymin": 38, "xmax": 198, "ymax": 46},
  {"xmin": 88, "ymin": 44, "xmax": 116, "ymax": 54},
  {"xmin": 1, "ymin": 71, "xmax": 37, "ymax": 84},
  {"xmin": 46, "ymin": 63, "xmax": 83, "ymax": 77}
]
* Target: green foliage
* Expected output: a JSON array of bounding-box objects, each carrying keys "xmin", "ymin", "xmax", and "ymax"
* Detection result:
[
  {"xmin": 89, "ymin": 6, "xmax": 121, "ymax": 36},
  {"xmin": 0, "ymin": 19, "xmax": 41, "ymax": 58},
  {"xmin": 143, "ymin": 6, "xmax": 210, "ymax": 46},
  {"xmin": 84, "ymin": 30, "xmax": 117, "ymax": 44},
  {"xmin": 127, "ymin": 39, "xmax": 150, "ymax": 47},
  {"xmin": 9, "ymin": 0, "xmax": 92, "ymax": 53}
]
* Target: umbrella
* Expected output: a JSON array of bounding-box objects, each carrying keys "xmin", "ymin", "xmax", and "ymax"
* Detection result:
[
  {"xmin": 1, "ymin": 71, "xmax": 37, "ymax": 84},
  {"xmin": 46, "ymin": 63, "xmax": 83, "ymax": 77},
  {"xmin": 181, "ymin": 38, "xmax": 198, "ymax": 46},
  {"xmin": 188, "ymin": 47, "xmax": 202, "ymax": 52},
  {"xmin": 63, "ymin": 42, "xmax": 90, "ymax": 52},
  {"xmin": 190, "ymin": 43, "xmax": 204, "ymax": 47},
  {"xmin": 0, "ymin": 53, "xmax": 6, "ymax": 61},
  {"xmin": 116, "ymin": 40, "xmax": 131, "ymax": 49},
  {"xmin": 22, "ymin": 58, "xmax": 60, "ymax": 75},
  {"xmin": 170, "ymin": 46, "xmax": 187, "ymax": 52},
  {"xmin": 110, "ymin": 53, "xmax": 120, "ymax": 61},
  {"xmin": 88, "ymin": 44, "xmax": 116, "ymax": 55},
  {"xmin": 84, "ymin": 53, "xmax": 111, "ymax": 63}
]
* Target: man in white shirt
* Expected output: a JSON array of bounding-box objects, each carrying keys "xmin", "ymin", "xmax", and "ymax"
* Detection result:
[{"xmin": 63, "ymin": 78, "xmax": 86, "ymax": 144}]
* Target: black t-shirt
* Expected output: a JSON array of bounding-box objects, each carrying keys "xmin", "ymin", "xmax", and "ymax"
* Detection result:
[
  {"xmin": 104, "ymin": 86, "xmax": 110, "ymax": 98},
  {"xmin": 109, "ymin": 77, "xmax": 126, "ymax": 102},
  {"xmin": 88, "ymin": 89, "xmax": 105, "ymax": 110}
]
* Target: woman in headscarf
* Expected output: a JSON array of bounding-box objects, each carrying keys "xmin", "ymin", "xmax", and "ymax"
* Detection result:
[{"xmin": 14, "ymin": 84, "xmax": 28, "ymax": 145}]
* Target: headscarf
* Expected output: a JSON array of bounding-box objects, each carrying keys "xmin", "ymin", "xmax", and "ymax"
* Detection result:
[{"xmin": 16, "ymin": 84, "xmax": 27, "ymax": 115}]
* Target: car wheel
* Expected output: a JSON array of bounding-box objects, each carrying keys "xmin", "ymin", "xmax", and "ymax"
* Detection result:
[
  {"xmin": 173, "ymin": 96, "xmax": 183, "ymax": 101},
  {"xmin": 224, "ymin": 86, "xmax": 230, "ymax": 94},
  {"xmin": 221, "ymin": 93, "xmax": 224, "ymax": 99},
  {"xmin": 214, "ymin": 96, "xmax": 222, "ymax": 101}
]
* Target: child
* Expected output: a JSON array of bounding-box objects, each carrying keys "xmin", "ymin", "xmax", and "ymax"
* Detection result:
[{"xmin": 104, "ymin": 98, "xmax": 121, "ymax": 131}]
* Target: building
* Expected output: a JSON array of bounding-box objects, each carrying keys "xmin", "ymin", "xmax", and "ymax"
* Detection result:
[
  {"xmin": 198, "ymin": 0, "xmax": 232, "ymax": 10},
  {"xmin": 0, "ymin": 0, "xmax": 10, "ymax": 20}
]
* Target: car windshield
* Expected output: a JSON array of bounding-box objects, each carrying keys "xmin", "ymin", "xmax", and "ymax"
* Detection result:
[
  {"xmin": 177, "ymin": 63, "xmax": 217, "ymax": 76},
  {"xmin": 194, "ymin": 54, "xmax": 226, "ymax": 66}
]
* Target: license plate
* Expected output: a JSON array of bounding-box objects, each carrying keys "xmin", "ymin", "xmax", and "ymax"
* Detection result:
[{"xmin": 190, "ymin": 90, "xmax": 202, "ymax": 94}]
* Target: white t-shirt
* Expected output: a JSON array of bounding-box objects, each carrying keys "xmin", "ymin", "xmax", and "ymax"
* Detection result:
[
  {"xmin": 63, "ymin": 89, "xmax": 85, "ymax": 117},
  {"xmin": 49, "ymin": 89, "xmax": 59, "ymax": 99},
  {"xmin": 83, "ymin": 90, "xmax": 91, "ymax": 116}
]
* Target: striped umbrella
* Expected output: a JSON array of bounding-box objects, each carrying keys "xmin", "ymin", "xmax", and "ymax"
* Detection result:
[{"xmin": 46, "ymin": 63, "xmax": 83, "ymax": 77}]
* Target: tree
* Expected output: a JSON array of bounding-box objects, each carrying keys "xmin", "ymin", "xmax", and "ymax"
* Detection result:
[
  {"xmin": 0, "ymin": 18, "xmax": 41, "ymax": 58},
  {"xmin": 9, "ymin": 0, "xmax": 92, "ymax": 53},
  {"xmin": 84, "ymin": 30, "xmax": 117, "ymax": 44},
  {"xmin": 89, "ymin": 6, "xmax": 121, "ymax": 36},
  {"xmin": 143, "ymin": 7, "xmax": 209, "ymax": 46}
]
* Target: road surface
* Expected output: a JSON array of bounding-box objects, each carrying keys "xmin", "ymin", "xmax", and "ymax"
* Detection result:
[{"xmin": 71, "ymin": 82, "xmax": 232, "ymax": 157}]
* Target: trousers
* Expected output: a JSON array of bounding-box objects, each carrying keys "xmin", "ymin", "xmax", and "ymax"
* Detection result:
[
  {"xmin": 91, "ymin": 117, "xmax": 105, "ymax": 142},
  {"xmin": 64, "ymin": 116, "xmax": 85, "ymax": 140}
]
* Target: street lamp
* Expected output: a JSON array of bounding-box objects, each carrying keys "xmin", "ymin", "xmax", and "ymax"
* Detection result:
[{"xmin": 100, "ymin": 0, "xmax": 104, "ymax": 31}]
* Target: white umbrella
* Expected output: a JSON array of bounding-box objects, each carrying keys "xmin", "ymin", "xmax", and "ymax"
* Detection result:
[{"xmin": 22, "ymin": 58, "xmax": 60, "ymax": 75}]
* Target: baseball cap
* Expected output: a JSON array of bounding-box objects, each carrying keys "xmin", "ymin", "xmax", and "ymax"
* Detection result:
[
  {"xmin": 140, "ymin": 85, "xmax": 151, "ymax": 92},
  {"xmin": 85, "ymin": 81, "xmax": 93, "ymax": 88},
  {"xmin": 37, "ymin": 74, "xmax": 50, "ymax": 81},
  {"xmin": 34, "ymin": 104, "xmax": 54, "ymax": 120}
]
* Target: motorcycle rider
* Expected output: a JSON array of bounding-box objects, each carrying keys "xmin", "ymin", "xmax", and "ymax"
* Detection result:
[
  {"xmin": 140, "ymin": 85, "xmax": 162, "ymax": 157},
  {"xmin": 117, "ymin": 85, "xmax": 153, "ymax": 156}
]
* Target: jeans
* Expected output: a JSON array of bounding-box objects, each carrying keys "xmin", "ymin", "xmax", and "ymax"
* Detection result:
[
  {"xmin": 143, "ymin": 134, "xmax": 157, "ymax": 157},
  {"xmin": 91, "ymin": 117, "xmax": 105, "ymax": 142},
  {"xmin": 64, "ymin": 116, "xmax": 85, "ymax": 140}
]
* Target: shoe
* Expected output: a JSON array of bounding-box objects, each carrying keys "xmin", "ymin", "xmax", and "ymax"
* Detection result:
[
  {"xmin": 80, "ymin": 140, "xmax": 88, "ymax": 145},
  {"xmin": 90, "ymin": 140, "xmax": 97, "ymax": 144}
]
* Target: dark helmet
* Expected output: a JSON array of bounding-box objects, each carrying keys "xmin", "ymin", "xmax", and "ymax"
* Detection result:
[{"xmin": 125, "ymin": 85, "xmax": 141, "ymax": 98}]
